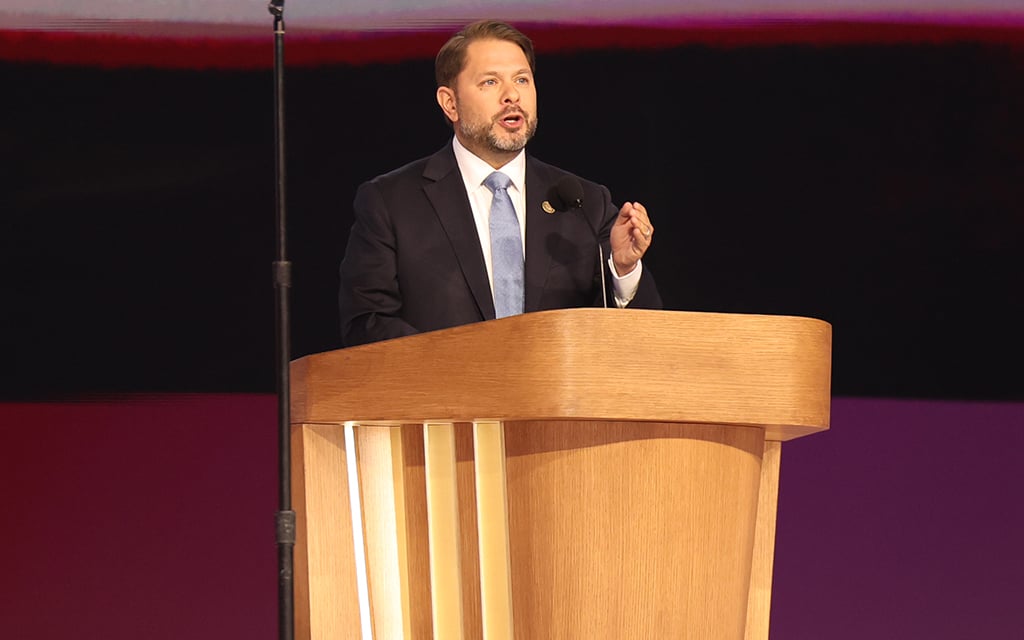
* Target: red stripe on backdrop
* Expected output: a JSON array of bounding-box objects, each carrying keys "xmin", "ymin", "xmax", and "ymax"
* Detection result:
[{"xmin": 2, "ymin": 21, "xmax": 1024, "ymax": 69}]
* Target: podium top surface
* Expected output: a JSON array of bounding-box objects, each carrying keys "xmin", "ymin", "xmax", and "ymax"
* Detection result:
[{"xmin": 290, "ymin": 309, "xmax": 832, "ymax": 441}]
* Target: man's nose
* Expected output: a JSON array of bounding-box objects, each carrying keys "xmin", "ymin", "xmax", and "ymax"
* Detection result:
[{"xmin": 502, "ymin": 83, "xmax": 520, "ymax": 103}]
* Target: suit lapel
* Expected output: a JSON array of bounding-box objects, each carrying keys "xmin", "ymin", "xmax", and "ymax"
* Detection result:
[
  {"xmin": 422, "ymin": 145, "xmax": 496, "ymax": 320},
  {"xmin": 524, "ymin": 159, "xmax": 564, "ymax": 312}
]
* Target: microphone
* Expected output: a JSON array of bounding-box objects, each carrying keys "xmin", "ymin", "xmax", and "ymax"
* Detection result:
[
  {"xmin": 547, "ymin": 176, "xmax": 608, "ymax": 309},
  {"xmin": 551, "ymin": 175, "xmax": 584, "ymax": 211}
]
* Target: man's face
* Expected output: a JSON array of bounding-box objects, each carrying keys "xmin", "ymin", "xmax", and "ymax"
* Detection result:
[{"xmin": 438, "ymin": 38, "xmax": 538, "ymax": 167}]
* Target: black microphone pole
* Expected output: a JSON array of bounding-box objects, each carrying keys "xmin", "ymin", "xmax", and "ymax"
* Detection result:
[{"xmin": 268, "ymin": 2, "xmax": 295, "ymax": 640}]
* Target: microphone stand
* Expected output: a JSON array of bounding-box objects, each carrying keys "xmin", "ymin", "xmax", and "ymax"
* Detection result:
[
  {"xmin": 571, "ymin": 204, "xmax": 607, "ymax": 309},
  {"xmin": 553, "ymin": 178, "xmax": 608, "ymax": 309},
  {"xmin": 268, "ymin": 3, "xmax": 295, "ymax": 640}
]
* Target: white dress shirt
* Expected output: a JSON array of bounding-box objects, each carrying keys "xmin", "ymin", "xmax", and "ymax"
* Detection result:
[{"xmin": 451, "ymin": 136, "xmax": 641, "ymax": 307}]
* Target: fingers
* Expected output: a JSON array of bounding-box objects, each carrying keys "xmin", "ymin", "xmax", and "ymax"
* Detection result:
[{"xmin": 619, "ymin": 202, "xmax": 653, "ymax": 245}]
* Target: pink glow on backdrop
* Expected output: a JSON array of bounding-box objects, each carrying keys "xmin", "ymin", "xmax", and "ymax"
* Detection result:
[{"xmin": 1, "ymin": 394, "xmax": 1022, "ymax": 638}]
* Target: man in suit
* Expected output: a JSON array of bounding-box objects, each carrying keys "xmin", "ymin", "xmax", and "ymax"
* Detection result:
[{"xmin": 339, "ymin": 19, "xmax": 661, "ymax": 347}]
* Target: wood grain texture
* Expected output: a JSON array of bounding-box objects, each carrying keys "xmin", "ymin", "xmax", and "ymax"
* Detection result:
[
  {"xmin": 355, "ymin": 426, "xmax": 412, "ymax": 640},
  {"xmin": 398, "ymin": 424, "xmax": 434, "ymax": 640},
  {"xmin": 504, "ymin": 420, "xmax": 765, "ymax": 640},
  {"xmin": 423, "ymin": 422, "xmax": 466, "ymax": 640},
  {"xmin": 745, "ymin": 441, "xmax": 782, "ymax": 640},
  {"xmin": 290, "ymin": 310, "xmax": 833, "ymax": 639},
  {"xmin": 291, "ymin": 424, "xmax": 362, "ymax": 640},
  {"xmin": 396, "ymin": 422, "xmax": 485, "ymax": 640},
  {"xmin": 290, "ymin": 309, "xmax": 831, "ymax": 441},
  {"xmin": 473, "ymin": 421, "xmax": 515, "ymax": 640}
]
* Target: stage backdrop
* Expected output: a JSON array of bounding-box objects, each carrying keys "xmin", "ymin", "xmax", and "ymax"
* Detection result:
[
  {"xmin": 1, "ymin": 395, "xmax": 1022, "ymax": 639},
  {"xmin": 1, "ymin": 3, "xmax": 1023, "ymax": 638}
]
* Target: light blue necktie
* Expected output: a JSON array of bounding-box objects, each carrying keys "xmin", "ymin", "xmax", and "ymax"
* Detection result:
[{"xmin": 484, "ymin": 171, "xmax": 524, "ymax": 318}]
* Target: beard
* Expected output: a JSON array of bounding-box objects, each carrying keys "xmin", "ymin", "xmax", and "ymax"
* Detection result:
[{"xmin": 457, "ymin": 109, "xmax": 538, "ymax": 154}]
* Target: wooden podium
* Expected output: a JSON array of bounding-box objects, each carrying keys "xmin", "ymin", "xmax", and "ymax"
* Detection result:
[{"xmin": 289, "ymin": 309, "xmax": 831, "ymax": 640}]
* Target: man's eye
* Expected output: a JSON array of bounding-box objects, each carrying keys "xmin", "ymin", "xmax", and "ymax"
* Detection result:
[{"xmin": 516, "ymin": 77, "xmax": 530, "ymax": 84}]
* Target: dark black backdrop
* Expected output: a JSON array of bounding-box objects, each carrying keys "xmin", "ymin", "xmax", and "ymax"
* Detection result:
[{"xmin": 4, "ymin": 42, "xmax": 1022, "ymax": 401}]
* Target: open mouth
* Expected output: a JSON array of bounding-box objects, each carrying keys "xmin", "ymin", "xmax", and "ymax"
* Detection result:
[{"xmin": 497, "ymin": 111, "xmax": 524, "ymax": 128}]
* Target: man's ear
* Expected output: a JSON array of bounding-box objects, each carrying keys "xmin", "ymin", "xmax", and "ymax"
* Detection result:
[{"xmin": 436, "ymin": 86, "xmax": 458, "ymax": 123}]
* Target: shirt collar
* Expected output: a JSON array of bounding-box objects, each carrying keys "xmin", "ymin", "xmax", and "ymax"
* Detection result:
[{"xmin": 452, "ymin": 135, "xmax": 527, "ymax": 193}]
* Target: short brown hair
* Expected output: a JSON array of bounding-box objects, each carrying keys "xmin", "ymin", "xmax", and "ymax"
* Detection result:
[{"xmin": 435, "ymin": 20, "xmax": 536, "ymax": 88}]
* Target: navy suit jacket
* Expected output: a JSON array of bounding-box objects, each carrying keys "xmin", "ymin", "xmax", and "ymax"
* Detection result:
[{"xmin": 339, "ymin": 142, "xmax": 662, "ymax": 346}]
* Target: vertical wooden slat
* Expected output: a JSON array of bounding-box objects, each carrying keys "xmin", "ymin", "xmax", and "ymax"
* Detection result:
[
  {"xmin": 291, "ymin": 423, "xmax": 363, "ymax": 640},
  {"xmin": 422, "ymin": 422, "xmax": 466, "ymax": 640},
  {"xmin": 472, "ymin": 421, "xmax": 515, "ymax": 640},
  {"xmin": 397, "ymin": 424, "xmax": 434, "ymax": 639},
  {"xmin": 356, "ymin": 425, "xmax": 413, "ymax": 640},
  {"xmin": 343, "ymin": 423, "xmax": 374, "ymax": 640},
  {"xmin": 745, "ymin": 440, "xmax": 782, "ymax": 640}
]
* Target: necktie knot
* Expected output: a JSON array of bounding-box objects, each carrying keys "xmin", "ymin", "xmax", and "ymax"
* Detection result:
[{"xmin": 484, "ymin": 171, "xmax": 513, "ymax": 194}]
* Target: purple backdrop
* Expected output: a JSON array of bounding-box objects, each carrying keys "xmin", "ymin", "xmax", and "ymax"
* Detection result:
[{"xmin": 1, "ymin": 395, "xmax": 1021, "ymax": 638}]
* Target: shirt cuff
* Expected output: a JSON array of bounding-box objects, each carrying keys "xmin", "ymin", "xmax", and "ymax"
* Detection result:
[{"xmin": 607, "ymin": 255, "xmax": 643, "ymax": 308}]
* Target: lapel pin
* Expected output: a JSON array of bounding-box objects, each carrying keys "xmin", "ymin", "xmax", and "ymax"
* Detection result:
[{"xmin": 541, "ymin": 201, "xmax": 556, "ymax": 214}]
